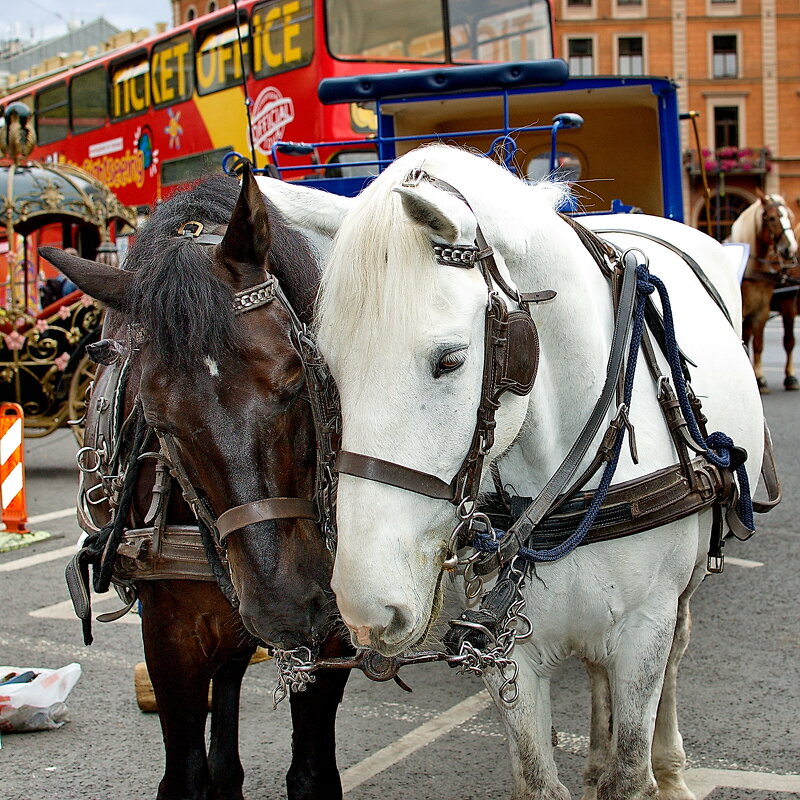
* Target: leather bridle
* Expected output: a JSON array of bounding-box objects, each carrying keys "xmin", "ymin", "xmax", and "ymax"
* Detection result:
[
  {"xmin": 331, "ymin": 170, "xmax": 556, "ymax": 560},
  {"xmin": 744, "ymin": 196, "xmax": 799, "ymax": 283},
  {"xmin": 153, "ymin": 221, "xmax": 319, "ymax": 553}
]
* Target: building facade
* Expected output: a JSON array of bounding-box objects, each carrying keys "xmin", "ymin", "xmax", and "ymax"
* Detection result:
[
  {"xmin": 556, "ymin": 0, "xmax": 800, "ymax": 238},
  {"xmin": 172, "ymin": 0, "xmax": 229, "ymax": 26}
]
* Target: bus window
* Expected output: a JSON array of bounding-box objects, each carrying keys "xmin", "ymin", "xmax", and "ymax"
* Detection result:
[
  {"xmin": 152, "ymin": 32, "xmax": 194, "ymax": 108},
  {"xmin": 251, "ymin": 0, "xmax": 313, "ymax": 78},
  {"xmin": 450, "ymin": 0, "xmax": 553, "ymax": 62},
  {"xmin": 326, "ymin": 0, "xmax": 552, "ymax": 63},
  {"xmin": 110, "ymin": 53, "xmax": 151, "ymax": 119},
  {"xmin": 36, "ymin": 82, "xmax": 69, "ymax": 144},
  {"xmin": 70, "ymin": 67, "xmax": 107, "ymax": 133},
  {"xmin": 196, "ymin": 16, "xmax": 250, "ymax": 96}
]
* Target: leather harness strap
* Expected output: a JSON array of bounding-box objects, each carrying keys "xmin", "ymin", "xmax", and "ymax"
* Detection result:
[
  {"xmin": 335, "ymin": 450, "xmax": 456, "ymax": 500},
  {"xmin": 217, "ymin": 498, "xmax": 317, "ymax": 542}
]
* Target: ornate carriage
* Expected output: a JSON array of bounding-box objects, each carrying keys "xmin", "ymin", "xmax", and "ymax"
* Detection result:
[{"xmin": 0, "ymin": 158, "xmax": 137, "ymax": 440}]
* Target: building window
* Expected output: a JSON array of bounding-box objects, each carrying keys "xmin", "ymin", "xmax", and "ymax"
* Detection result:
[
  {"xmin": 617, "ymin": 0, "xmax": 642, "ymax": 5},
  {"xmin": 617, "ymin": 36, "xmax": 643, "ymax": 75},
  {"xmin": 567, "ymin": 38, "xmax": 593, "ymax": 76},
  {"xmin": 714, "ymin": 106, "xmax": 739, "ymax": 148},
  {"xmin": 208, "ymin": 1, "xmax": 217, "ymax": 11},
  {"xmin": 187, "ymin": 7, "xmax": 197, "ymax": 21},
  {"xmin": 712, "ymin": 34, "xmax": 737, "ymax": 78},
  {"xmin": 566, "ymin": 0, "xmax": 592, "ymax": 6}
]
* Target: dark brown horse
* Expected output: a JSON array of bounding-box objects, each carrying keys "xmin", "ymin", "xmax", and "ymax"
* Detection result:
[
  {"xmin": 43, "ymin": 170, "xmax": 350, "ymax": 800},
  {"xmin": 734, "ymin": 191, "xmax": 799, "ymax": 392}
]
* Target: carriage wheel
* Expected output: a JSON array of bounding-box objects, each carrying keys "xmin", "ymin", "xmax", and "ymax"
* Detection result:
[{"xmin": 67, "ymin": 353, "xmax": 96, "ymax": 446}]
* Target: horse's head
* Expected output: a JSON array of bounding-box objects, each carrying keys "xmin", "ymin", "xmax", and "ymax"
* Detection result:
[
  {"xmin": 758, "ymin": 191, "xmax": 798, "ymax": 261},
  {"xmin": 41, "ymin": 169, "xmax": 333, "ymax": 652},
  {"xmin": 285, "ymin": 147, "xmax": 538, "ymax": 655}
]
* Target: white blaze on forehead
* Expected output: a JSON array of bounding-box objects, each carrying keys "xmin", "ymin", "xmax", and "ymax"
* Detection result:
[{"xmin": 204, "ymin": 356, "xmax": 220, "ymax": 377}]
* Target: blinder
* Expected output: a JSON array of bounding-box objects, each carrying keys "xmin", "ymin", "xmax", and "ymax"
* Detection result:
[{"xmin": 334, "ymin": 170, "xmax": 553, "ymax": 513}]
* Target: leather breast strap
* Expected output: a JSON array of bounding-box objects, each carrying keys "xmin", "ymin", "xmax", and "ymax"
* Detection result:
[{"xmin": 217, "ymin": 498, "xmax": 317, "ymax": 542}]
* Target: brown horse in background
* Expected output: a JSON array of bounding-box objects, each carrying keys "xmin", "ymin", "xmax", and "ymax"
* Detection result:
[
  {"xmin": 44, "ymin": 170, "xmax": 351, "ymax": 800},
  {"xmin": 734, "ymin": 191, "xmax": 799, "ymax": 392}
]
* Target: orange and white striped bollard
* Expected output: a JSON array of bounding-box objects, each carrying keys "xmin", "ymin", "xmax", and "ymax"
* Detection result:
[{"xmin": 0, "ymin": 402, "xmax": 29, "ymax": 534}]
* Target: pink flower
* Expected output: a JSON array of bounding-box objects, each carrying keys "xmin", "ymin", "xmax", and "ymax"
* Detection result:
[
  {"xmin": 54, "ymin": 352, "xmax": 70, "ymax": 371},
  {"xmin": 4, "ymin": 331, "xmax": 25, "ymax": 350},
  {"xmin": 57, "ymin": 305, "xmax": 71, "ymax": 320},
  {"xmin": 80, "ymin": 294, "xmax": 94, "ymax": 308},
  {"xmin": 35, "ymin": 319, "xmax": 48, "ymax": 333}
]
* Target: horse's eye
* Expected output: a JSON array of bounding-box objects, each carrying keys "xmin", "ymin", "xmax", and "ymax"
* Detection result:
[{"xmin": 434, "ymin": 348, "xmax": 468, "ymax": 378}]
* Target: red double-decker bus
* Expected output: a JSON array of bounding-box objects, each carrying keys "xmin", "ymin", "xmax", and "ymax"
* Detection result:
[{"xmin": 1, "ymin": 0, "xmax": 553, "ymax": 210}]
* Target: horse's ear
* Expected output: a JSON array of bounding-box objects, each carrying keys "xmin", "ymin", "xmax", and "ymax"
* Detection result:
[
  {"xmin": 394, "ymin": 183, "xmax": 477, "ymax": 246},
  {"xmin": 755, "ymin": 187, "xmax": 766, "ymax": 201},
  {"xmin": 219, "ymin": 162, "xmax": 272, "ymax": 273},
  {"xmin": 38, "ymin": 247, "xmax": 133, "ymax": 309}
]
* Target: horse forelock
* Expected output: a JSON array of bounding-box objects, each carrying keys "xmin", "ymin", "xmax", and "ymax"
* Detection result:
[
  {"xmin": 316, "ymin": 157, "xmax": 446, "ymax": 375},
  {"xmin": 316, "ymin": 145, "xmax": 567, "ymax": 377},
  {"xmin": 124, "ymin": 175, "xmax": 318, "ymax": 372}
]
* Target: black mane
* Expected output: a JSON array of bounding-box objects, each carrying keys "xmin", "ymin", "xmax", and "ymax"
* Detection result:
[{"xmin": 124, "ymin": 173, "xmax": 319, "ymax": 372}]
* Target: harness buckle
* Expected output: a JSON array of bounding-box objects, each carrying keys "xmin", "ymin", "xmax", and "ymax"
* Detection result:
[
  {"xmin": 176, "ymin": 221, "xmax": 204, "ymax": 238},
  {"xmin": 402, "ymin": 168, "xmax": 429, "ymax": 188},
  {"xmin": 707, "ymin": 552, "xmax": 724, "ymax": 574}
]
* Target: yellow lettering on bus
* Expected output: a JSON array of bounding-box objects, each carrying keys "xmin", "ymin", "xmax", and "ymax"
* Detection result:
[
  {"xmin": 283, "ymin": 1, "xmax": 301, "ymax": 62},
  {"xmin": 173, "ymin": 40, "xmax": 189, "ymax": 97},
  {"xmin": 263, "ymin": 6, "xmax": 283, "ymax": 69},
  {"xmin": 217, "ymin": 43, "xmax": 232, "ymax": 83},
  {"xmin": 129, "ymin": 74, "xmax": 149, "ymax": 112},
  {"xmin": 113, "ymin": 81, "xmax": 123, "ymax": 117},
  {"xmin": 160, "ymin": 50, "xmax": 175, "ymax": 103},
  {"xmin": 197, "ymin": 50, "xmax": 216, "ymax": 90},
  {"xmin": 151, "ymin": 50, "xmax": 163, "ymax": 105}
]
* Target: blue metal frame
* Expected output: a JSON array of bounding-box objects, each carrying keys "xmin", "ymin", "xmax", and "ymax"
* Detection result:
[{"xmin": 229, "ymin": 62, "xmax": 684, "ymax": 221}]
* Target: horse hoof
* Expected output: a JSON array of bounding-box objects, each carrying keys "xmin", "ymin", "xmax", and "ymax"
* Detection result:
[
  {"xmin": 784, "ymin": 375, "xmax": 799, "ymax": 390},
  {"xmin": 756, "ymin": 376, "xmax": 770, "ymax": 394}
]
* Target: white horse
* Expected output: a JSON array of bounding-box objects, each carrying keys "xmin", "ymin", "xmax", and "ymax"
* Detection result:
[{"xmin": 261, "ymin": 145, "xmax": 764, "ymax": 800}]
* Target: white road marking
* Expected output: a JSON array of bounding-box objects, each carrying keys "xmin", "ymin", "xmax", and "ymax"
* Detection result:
[
  {"xmin": 29, "ymin": 593, "xmax": 140, "ymax": 624},
  {"xmin": 687, "ymin": 767, "xmax": 800, "ymax": 797},
  {"xmin": 28, "ymin": 506, "xmax": 77, "ymax": 524},
  {"xmin": 724, "ymin": 556, "xmax": 764, "ymax": 568},
  {"xmin": 0, "ymin": 544, "xmax": 77, "ymax": 571},
  {"xmin": 341, "ymin": 690, "xmax": 492, "ymax": 792},
  {"xmin": 339, "ymin": 692, "xmax": 799, "ymax": 797}
]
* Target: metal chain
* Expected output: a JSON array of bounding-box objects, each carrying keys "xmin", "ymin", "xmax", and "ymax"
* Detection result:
[
  {"xmin": 450, "ymin": 555, "xmax": 531, "ymax": 704},
  {"xmin": 271, "ymin": 647, "xmax": 317, "ymax": 708},
  {"xmin": 268, "ymin": 555, "xmax": 533, "ymax": 708}
]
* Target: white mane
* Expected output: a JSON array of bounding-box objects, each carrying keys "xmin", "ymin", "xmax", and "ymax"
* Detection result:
[{"xmin": 316, "ymin": 145, "xmax": 570, "ymax": 371}]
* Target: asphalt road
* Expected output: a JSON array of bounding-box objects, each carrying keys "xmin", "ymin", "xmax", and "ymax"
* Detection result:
[{"xmin": 1, "ymin": 317, "xmax": 798, "ymax": 800}]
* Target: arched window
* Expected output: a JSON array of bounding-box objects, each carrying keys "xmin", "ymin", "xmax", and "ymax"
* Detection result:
[
  {"xmin": 208, "ymin": 1, "xmax": 217, "ymax": 11},
  {"xmin": 695, "ymin": 188, "xmax": 753, "ymax": 242},
  {"xmin": 186, "ymin": 6, "xmax": 197, "ymax": 21}
]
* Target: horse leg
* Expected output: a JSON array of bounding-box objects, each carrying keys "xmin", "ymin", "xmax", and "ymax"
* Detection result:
[
  {"xmin": 484, "ymin": 656, "xmax": 570, "ymax": 800},
  {"xmin": 781, "ymin": 300, "xmax": 798, "ymax": 390},
  {"xmin": 596, "ymin": 611, "xmax": 677, "ymax": 800},
  {"xmin": 750, "ymin": 309, "xmax": 771, "ymax": 393},
  {"xmin": 140, "ymin": 584, "xmax": 214, "ymax": 800},
  {"xmin": 580, "ymin": 660, "xmax": 612, "ymax": 800},
  {"xmin": 286, "ymin": 666, "xmax": 351, "ymax": 800},
  {"xmin": 208, "ymin": 653, "xmax": 253, "ymax": 800},
  {"xmin": 651, "ymin": 578, "xmax": 702, "ymax": 800}
]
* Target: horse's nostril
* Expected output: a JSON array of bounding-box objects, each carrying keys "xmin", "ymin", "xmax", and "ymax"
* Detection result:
[{"xmin": 384, "ymin": 604, "xmax": 413, "ymax": 643}]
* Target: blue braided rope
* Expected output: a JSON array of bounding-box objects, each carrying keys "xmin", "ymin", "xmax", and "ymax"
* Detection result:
[
  {"xmin": 642, "ymin": 269, "xmax": 754, "ymax": 530},
  {"xmin": 489, "ymin": 258, "xmax": 754, "ymax": 565}
]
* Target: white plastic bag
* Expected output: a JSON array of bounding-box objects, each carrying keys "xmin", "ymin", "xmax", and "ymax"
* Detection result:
[{"xmin": 0, "ymin": 663, "xmax": 82, "ymax": 732}]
